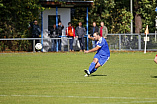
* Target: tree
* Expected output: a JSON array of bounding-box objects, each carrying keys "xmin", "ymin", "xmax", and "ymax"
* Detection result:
[
  {"xmin": 0, "ymin": 0, "xmax": 44, "ymax": 51},
  {"xmin": 89, "ymin": 0, "xmax": 133, "ymax": 34},
  {"xmin": 0, "ymin": 0, "xmax": 44, "ymax": 38},
  {"xmin": 134, "ymin": 0, "xmax": 157, "ymax": 33}
]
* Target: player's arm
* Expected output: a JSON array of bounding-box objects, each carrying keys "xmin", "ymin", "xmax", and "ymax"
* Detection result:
[
  {"xmin": 88, "ymin": 35, "xmax": 95, "ymax": 41},
  {"xmin": 84, "ymin": 46, "xmax": 101, "ymax": 53}
]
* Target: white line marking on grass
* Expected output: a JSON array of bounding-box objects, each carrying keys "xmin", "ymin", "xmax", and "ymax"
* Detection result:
[
  {"xmin": 1, "ymin": 95, "xmax": 157, "ymax": 100},
  {"xmin": 141, "ymin": 59, "xmax": 153, "ymax": 60},
  {"xmin": 2, "ymin": 94, "xmax": 157, "ymax": 104},
  {"xmin": 131, "ymin": 101, "xmax": 157, "ymax": 103},
  {"xmin": 85, "ymin": 101, "xmax": 157, "ymax": 104},
  {"xmin": 0, "ymin": 95, "xmax": 7, "ymax": 97},
  {"xmin": 1, "ymin": 81, "xmax": 157, "ymax": 85},
  {"xmin": 107, "ymin": 101, "xmax": 157, "ymax": 104}
]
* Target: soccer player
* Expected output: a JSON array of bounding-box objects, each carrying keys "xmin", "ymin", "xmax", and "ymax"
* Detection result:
[{"xmin": 84, "ymin": 32, "xmax": 110, "ymax": 77}]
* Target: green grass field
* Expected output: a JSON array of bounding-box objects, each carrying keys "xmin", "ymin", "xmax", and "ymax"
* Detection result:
[{"xmin": 0, "ymin": 52, "xmax": 157, "ymax": 104}]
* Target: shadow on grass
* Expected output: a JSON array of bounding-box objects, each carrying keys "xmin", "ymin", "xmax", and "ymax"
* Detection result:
[
  {"xmin": 91, "ymin": 75, "xmax": 107, "ymax": 77},
  {"xmin": 151, "ymin": 76, "xmax": 157, "ymax": 78}
]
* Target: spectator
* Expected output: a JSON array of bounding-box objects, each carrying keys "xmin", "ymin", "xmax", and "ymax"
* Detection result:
[
  {"xmin": 49, "ymin": 24, "xmax": 58, "ymax": 51},
  {"xmin": 75, "ymin": 22, "xmax": 86, "ymax": 52},
  {"xmin": 58, "ymin": 21, "xmax": 64, "ymax": 51},
  {"xmin": 31, "ymin": 20, "xmax": 41, "ymax": 44},
  {"xmin": 99, "ymin": 22, "xmax": 108, "ymax": 39},
  {"xmin": 154, "ymin": 55, "xmax": 157, "ymax": 64},
  {"xmin": 90, "ymin": 22, "xmax": 99, "ymax": 48},
  {"xmin": 66, "ymin": 22, "xmax": 75, "ymax": 51}
]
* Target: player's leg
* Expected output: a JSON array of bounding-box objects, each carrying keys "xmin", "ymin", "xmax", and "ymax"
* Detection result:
[
  {"xmin": 91, "ymin": 57, "xmax": 110, "ymax": 74},
  {"xmin": 90, "ymin": 62, "xmax": 101, "ymax": 74},
  {"xmin": 88, "ymin": 54, "xmax": 100, "ymax": 73},
  {"xmin": 84, "ymin": 54, "xmax": 100, "ymax": 76},
  {"xmin": 88, "ymin": 58, "xmax": 99, "ymax": 72},
  {"xmin": 84, "ymin": 58, "xmax": 98, "ymax": 76}
]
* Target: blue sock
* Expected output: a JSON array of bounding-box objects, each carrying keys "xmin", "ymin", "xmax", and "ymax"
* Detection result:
[
  {"xmin": 88, "ymin": 62, "xmax": 96, "ymax": 73},
  {"xmin": 90, "ymin": 68, "xmax": 97, "ymax": 74}
]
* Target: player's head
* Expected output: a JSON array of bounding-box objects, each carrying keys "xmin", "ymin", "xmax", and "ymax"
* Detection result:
[{"xmin": 93, "ymin": 32, "xmax": 100, "ymax": 41}]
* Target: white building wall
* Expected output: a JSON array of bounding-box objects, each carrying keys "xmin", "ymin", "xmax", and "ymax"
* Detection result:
[
  {"xmin": 43, "ymin": 8, "xmax": 70, "ymax": 32},
  {"xmin": 42, "ymin": 8, "xmax": 71, "ymax": 52}
]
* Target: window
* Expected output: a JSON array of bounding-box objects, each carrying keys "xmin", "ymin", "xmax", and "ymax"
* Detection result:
[{"xmin": 48, "ymin": 15, "xmax": 60, "ymax": 31}]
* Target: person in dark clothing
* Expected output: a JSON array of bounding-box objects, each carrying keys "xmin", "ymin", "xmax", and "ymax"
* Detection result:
[
  {"xmin": 75, "ymin": 22, "xmax": 86, "ymax": 52},
  {"xmin": 57, "ymin": 21, "xmax": 64, "ymax": 51},
  {"xmin": 31, "ymin": 20, "xmax": 41, "ymax": 44},
  {"xmin": 49, "ymin": 24, "xmax": 58, "ymax": 51},
  {"xmin": 90, "ymin": 22, "xmax": 99, "ymax": 48},
  {"xmin": 29, "ymin": 20, "xmax": 41, "ymax": 51}
]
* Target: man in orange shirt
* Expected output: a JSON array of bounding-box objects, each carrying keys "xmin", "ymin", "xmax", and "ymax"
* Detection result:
[{"xmin": 66, "ymin": 22, "xmax": 75, "ymax": 51}]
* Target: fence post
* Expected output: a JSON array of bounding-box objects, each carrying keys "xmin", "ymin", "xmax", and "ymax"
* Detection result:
[
  {"xmin": 56, "ymin": 39, "xmax": 58, "ymax": 52},
  {"xmin": 41, "ymin": 11, "xmax": 43, "ymax": 52},
  {"xmin": 33, "ymin": 39, "xmax": 35, "ymax": 52},
  {"xmin": 138, "ymin": 34, "xmax": 141, "ymax": 50},
  {"xmin": 86, "ymin": 7, "xmax": 89, "ymax": 50},
  {"xmin": 68, "ymin": 38, "xmax": 69, "ymax": 52},
  {"xmin": 119, "ymin": 34, "xmax": 121, "ymax": 50},
  {"xmin": 155, "ymin": 31, "xmax": 157, "ymax": 42}
]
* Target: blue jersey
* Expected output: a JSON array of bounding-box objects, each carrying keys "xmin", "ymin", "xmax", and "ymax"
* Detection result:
[{"xmin": 96, "ymin": 37, "xmax": 110, "ymax": 57}]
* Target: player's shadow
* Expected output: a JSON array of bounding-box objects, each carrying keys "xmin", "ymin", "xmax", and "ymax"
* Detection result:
[
  {"xmin": 151, "ymin": 76, "xmax": 157, "ymax": 78},
  {"xmin": 91, "ymin": 75, "xmax": 107, "ymax": 77}
]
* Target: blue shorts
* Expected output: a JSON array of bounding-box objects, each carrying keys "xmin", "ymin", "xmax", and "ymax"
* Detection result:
[{"xmin": 94, "ymin": 54, "xmax": 110, "ymax": 66}]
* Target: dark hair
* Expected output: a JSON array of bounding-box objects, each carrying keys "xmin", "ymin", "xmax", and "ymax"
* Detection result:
[
  {"xmin": 68, "ymin": 22, "xmax": 71, "ymax": 25},
  {"xmin": 34, "ymin": 20, "xmax": 37, "ymax": 23},
  {"xmin": 95, "ymin": 32, "xmax": 100, "ymax": 36}
]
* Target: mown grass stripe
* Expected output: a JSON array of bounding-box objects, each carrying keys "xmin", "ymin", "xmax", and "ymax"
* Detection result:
[{"xmin": 1, "ymin": 95, "xmax": 157, "ymax": 100}]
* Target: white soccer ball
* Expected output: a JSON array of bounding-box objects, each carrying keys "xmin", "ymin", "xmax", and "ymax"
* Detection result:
[{"xmin": 35, "ymin": 43, "xmax": 42, "ymax": 50}]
